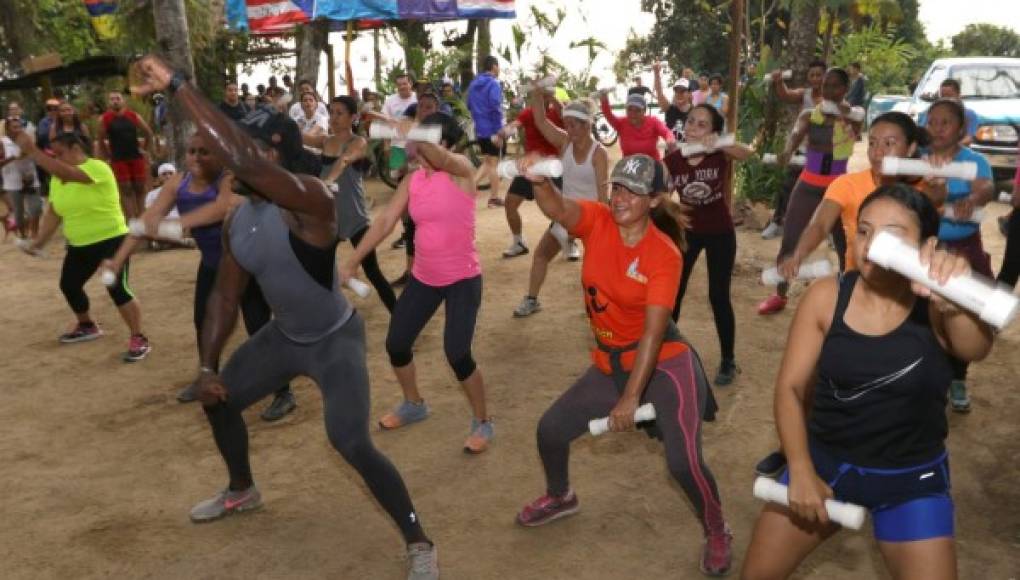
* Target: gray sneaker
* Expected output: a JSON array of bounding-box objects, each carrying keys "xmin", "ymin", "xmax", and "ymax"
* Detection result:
[
  {"xmin": 761, "ymin": 221, "xmax": 782, "ymax": 240},
  {"xmin": 949, "ymin": 380, "xmax": 971, "ymax": 413},
  {"xmin": 261, "ymin": 391, "xmax": 297, "ymax": 422},
  {"xmin": 379, "ymin": 399, "xmax": 431, "ymax": 430},
  {"xmin": 513, "ymin": 296, "xmax": 541, "ymax": 318},
  {"xmin": 407, "ymin": 542, "xmax": 439, "ymax": 580},
  {"xmin": 502, "ymin": 240, "xmax": 529, "ymax": 258},
  {"xmin": 190, "ymin": 485, "xmax": 262, "ymax": 523}
]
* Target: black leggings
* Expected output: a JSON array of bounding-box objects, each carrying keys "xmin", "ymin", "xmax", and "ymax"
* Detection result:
[
  {"xmin": 536, "ymin": 352, "xmax": 727, "ymax": 536},
  {"xmin": 349, "ymin": 227, "xmax": 396, "ymax": 312},
  {"xmin": 386, "ymin": 274, "xmax": 481, "ymax": 381},
  {"xmin": 195, "ymin": 261, "xmax": 290, "ymax": 396},
  {"xmin": 673, "ymin": 230, "xmax": 736, "ymax": 362},
  {"xmin": 998, "ymin": 209, "xmax": 1020, "ymax": 288},
  {"xmin": 60, "ymin": 235, "xmax": 133, "ymax": 314},
  {"xmin": 203, "ymin": 314, "xmax": 427, "ymax": 544}
]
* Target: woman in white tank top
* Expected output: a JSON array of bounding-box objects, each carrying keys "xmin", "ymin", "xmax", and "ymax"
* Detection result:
[{"xmin": 513, "ymin": 94, "xmax": 609, "ymax": 318}]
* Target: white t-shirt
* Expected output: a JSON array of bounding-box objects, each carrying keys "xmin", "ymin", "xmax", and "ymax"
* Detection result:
[
  {"xmin": 294, "ymin": 111, "xmax": 329, "ymax": 135},
  {"xmin": 382, "ymin": 93, "xmax": 417, "ymax": 148},
  {"xmin": 1, "ymin": 137, "xmax": 39, "ymax": 191},
  {"xmin": 288, "ymin": 101, "xmax": 328, "ymax": 122},
  {"xmin": 145, "ymin": 186, "xmax": 179, "ymax": 218}
]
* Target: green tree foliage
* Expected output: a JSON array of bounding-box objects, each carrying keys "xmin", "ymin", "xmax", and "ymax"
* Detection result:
[
  {"xmin": 951, "ymin": 24, "xmax": 1020, "ymax": 58},
  {"xmin": 831, "ymin": 25, "xmax": 917, "ymax": 93},
  {"xmin": 639, "ymin": 0, "xmax": 730, "ymax": 77}
]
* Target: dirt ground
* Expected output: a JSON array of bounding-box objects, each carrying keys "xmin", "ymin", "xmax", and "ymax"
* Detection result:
[{"xmin": 2, "ymin": 147, "xmax": 1019, "ymax": 579}]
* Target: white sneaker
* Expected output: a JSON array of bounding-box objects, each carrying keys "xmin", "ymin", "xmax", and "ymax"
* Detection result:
[
  {"xmin": 503, "ymin": 240, "xmax": 529, "ymax": 258},
  {"xmin": 565, "ymin": 240, "xmax": 581, "ymax": 261},
  {"xmin": 513, "ymin": 296, "xmax": 541, "ymax": 318},
  {"xmin": 761, "ymin": 221, "xmax": 782, "ymax": 239},
  {"xmin": 407, "ymin": 542, "xmax": 439, "ymax": 580}
]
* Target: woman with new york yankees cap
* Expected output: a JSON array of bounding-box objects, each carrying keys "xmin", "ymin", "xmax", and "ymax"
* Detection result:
[
  {"xmin": 741, "ymin": 184, "xmax": 994, "ymax": 580},
  {"xmin": 512, "ymin": 153, "xmax": 733, "ymax": 576}
]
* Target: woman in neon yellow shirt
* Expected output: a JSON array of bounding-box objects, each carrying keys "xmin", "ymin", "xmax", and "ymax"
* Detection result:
[{"xmin": 13, "ymin": 131, "xmax": 150, "ymax": 361}]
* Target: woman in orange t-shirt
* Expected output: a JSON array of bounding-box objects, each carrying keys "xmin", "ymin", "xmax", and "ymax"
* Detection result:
[
  {"xmin": 779, "ymin": 112, "xmax": 928, "ymax": 278},
  {"xmin": 511, "ymin": 153, "xmax": 732, "ymax": 576}
]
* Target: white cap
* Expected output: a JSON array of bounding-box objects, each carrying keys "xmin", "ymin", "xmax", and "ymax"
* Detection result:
[{"xmin": 157, "ymin": 163, "xmax": 176, "ymax": 176}]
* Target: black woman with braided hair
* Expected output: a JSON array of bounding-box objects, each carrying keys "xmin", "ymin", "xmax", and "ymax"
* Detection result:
[{"xmin": 130, "ymin": 55, "xmax": 438, "ymax": 580}]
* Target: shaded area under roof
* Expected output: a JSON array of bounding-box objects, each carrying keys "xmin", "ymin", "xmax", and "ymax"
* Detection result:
[{"xmin": 0, "ymin": 56, "xmax": 130, "ymax": 92}]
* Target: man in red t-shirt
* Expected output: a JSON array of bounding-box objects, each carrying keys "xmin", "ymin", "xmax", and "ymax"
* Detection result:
[
  {"xmin": 491, "ymin": 89, "xmax": 564, "ymax": 258},
  {"xmin": 96, "ymin": 91, "xmax": 155, "ymax": 218}
]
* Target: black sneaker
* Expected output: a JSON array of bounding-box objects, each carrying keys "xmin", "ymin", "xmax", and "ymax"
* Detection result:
[
  {"xmin": 177, "ymin": 382, "xmax": 200, "ymax": 403},
  {"xmin": 755, "ymin": 451, "xmax": 787, "ymax": 477},
  {"xmin": 261, "ymin": 391, "xmax": 296, "ymax": 422},
  {"xmin": 714, "ymin": 359, "xmax": 739, "ymax": 386}
]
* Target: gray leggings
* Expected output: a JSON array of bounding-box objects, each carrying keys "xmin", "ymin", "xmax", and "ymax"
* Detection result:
[
  {"xmin": 205, "ymin": 313, "xmax": 426, "ymax": 543},
  {"xmin": 536, "ymin": 352, "xmax": 727, "ymax": 536}
]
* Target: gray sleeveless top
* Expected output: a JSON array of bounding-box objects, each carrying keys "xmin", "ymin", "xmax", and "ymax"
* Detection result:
[
  {"xmin": 229, "ymin": 199, "xmax": 352, "ymax": 343},
  {"xmin": 321, "ymin": 139, "xmax": 370, "ymax": 240}
]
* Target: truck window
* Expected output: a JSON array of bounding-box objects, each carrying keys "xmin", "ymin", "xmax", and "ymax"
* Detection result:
[
  {"xmin": 918, "ymin": 66, "xmax": 947, "ymax": 101},
  {"xmin": 951, "ymin": 65, "xmax": 1020, "ymax": 99}
]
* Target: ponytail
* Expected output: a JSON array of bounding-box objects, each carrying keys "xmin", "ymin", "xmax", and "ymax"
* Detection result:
[{"xmin": 650, "ymin": 197, "xmax": 688, "ymax": 252}]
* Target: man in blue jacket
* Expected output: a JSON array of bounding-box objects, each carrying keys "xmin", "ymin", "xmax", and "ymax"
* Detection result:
[{"xmin": 467, "ymin": 55, "xmax": 505, "ymax": 207}]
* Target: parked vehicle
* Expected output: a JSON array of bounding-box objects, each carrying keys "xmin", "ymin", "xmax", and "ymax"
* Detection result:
[{"xmin": 868, "ymin": 57, "xmax": 1020, "ymax": 187}]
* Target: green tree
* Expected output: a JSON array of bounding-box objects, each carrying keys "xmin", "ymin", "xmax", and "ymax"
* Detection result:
[
  {"xmin": 951, "ymin": 24, "xmax": 1020, "ymax": 58},
  {"xmin": 831, "ymin": 25, "xmax": 917, "ymax": 93}
]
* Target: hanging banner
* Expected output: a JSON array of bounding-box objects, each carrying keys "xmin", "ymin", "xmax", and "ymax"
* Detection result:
[
  {"xmin": 83, "ymin": 0, "xmax": 120, "ymax": 40},
  {"xmin": 227, "ymin": 0, "xmax": 516, "ymax": 34}
]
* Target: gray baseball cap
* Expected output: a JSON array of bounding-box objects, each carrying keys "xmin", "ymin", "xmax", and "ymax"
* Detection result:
[{"xmin": 610, "ymin": 154, "xmax": 656, "ymax": 196}]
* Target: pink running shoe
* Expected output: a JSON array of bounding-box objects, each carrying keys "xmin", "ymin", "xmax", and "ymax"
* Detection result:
[
  {"xmin": 516, "ymin": 490, "xmax": 579, "ymax": 527},
  {"xmin": 757, "ymin": 294, "xmax": 787, "ymax": 315},
  {"xmin": 700, "ymin": 526, "xmax": 733, "ymax": 576}
]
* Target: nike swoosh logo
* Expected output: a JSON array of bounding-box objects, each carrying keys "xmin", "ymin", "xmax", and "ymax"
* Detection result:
[
  {"xmin": 833, "ymin": 357, "xmax": 923, "ymax": 402},
  {"xmin": 920, "ymin": 472, "xmax": 935, "ymax": 480},
  {"xmin": 224, "ymin": 494, "xmax": 252, "ymax": 510}
]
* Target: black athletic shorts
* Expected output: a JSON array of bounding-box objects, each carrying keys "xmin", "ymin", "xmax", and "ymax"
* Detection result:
[
  {"xmin": 477, "ymin": 138, "xmax": 506, "ymax": 157},
  {"xmin": 508, "ymin": 176, "xmax": 564, "ymax": 201}
]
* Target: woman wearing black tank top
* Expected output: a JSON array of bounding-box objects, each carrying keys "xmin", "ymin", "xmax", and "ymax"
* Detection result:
[{"xmin": 742, "ymin": 185, "xmax": 994, "ymax": 580}]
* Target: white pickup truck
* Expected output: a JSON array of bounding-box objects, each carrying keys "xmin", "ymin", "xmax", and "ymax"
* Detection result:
[{"xmin": 868, "ymin": 57, "xmax": 1020, "ymax": 187}]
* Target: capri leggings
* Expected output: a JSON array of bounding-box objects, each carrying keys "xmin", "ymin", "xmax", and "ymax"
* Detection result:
[
  {"xmin": 673, "ymin": 230, "xmax": 736, "ymax": 361},
  {"xmin": 60, "ymin": 234, "xmax": 133, "ymax": 313},
  {"xmin": 776, "ymin": 179, "xmax": 847, "ymax": 296},
  {"xmin": 203, "ymin": 313, "xmax": 427, "ymax": 544},
  {"xmin": 536, "ymin": 351, "xmax": 727, "ymax": 536},
  {"xmin": 349, "ymin": 226, "xmax": 397, "ymax": 312},
  {"xmin": 999, "ymin": 209, "xmax": 1020, "ymax": 288},
  {"xmin": 194, "ymin": 261, "xmax": 291, "ymax": 395},
  {"xmin": 386, "ymin": 274, "xmax": 481, "ymax": 381}
]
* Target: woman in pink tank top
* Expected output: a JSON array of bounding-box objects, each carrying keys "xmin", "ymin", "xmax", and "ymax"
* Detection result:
[{"xmin": 343, "ymin": 112, "xmax": 494, "ymax": 454}]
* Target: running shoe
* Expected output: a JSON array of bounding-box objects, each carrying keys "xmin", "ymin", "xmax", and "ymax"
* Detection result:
[
  {"xmin": 761, "ymin": 221, "xmax": 783, "ymax": 240},
  {"xmin": 189, "ymin": 485, "xmax": 262, "ymax": 523},
  {"xmin": 379, "ymin": 399, "xmax": 430, "ymax": 430},
  {"xmin": 757, "ymin": 294, "xmax": 787, "ymax": 315},
  {"xmin": 463, "ymin": 418, "xmax": 494, "ymax": 454},
  {"xmin": 123, "ymin": 334, "xmax": 151, "ymax": 362},
  {"xmin": 700, "ymin": 526, "xmax": 733, "ymax": 576},
  {"xmin": 516, "ymin": 490, "xmax": 580, "ymax": 527},
  {"xmin": 487, "ymin": 197, "xmax": 504, "ymax": 208},
  {"xmin": 406, "ymin": 542, "xmax": 439, "ymax": 580},
  {"xmin": 513, "ymin": 296, "xmax": 541, "ymax": 318},
  {"xmin": 714, "ymin": 359, "xmax": 740, "ymax": 386},
  {"xmin": 949, "ymin": 380, "xmax": 971, "ymax": 413},
  {"xmin": 754, "ymin": 451, "xmax": 787, "ymax": 477},
  {"xmin": 261, "ymin": 391, "xmax": 297, "ymax": 422},
  {"xmin": 59, "ymin": 322, "xmax": 103, "ymax": 344},
  {"xmin": 177, "ymin": 382, "xmax": 199, "ymax": 403},
  {"xmin": 565, "ymin": 240, "xmax": 581, "ymax": 261},
  {"xmin": 502, "ymin": 240, "xmax": 529, "ymax": 258},
  {"xmin": 391, "ymin": 272, "xmax": 411, "ymax": 287}
]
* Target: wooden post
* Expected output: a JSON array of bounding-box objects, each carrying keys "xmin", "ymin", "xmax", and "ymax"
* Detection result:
[
  {"xmin": 726, "ymin": 0, "xmax": 744, "ymax": 207},
  {"xmin": 326, "ymin": 43, "xmax": 336, "ymax": 100},
  {"xmin": 345, "ymin": 21, "xmax": 355, "ymax": 95}
]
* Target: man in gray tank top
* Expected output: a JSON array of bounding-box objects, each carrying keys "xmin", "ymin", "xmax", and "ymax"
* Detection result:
[{"xmin": 131, "ymin": 54, "xmax": 439, "ymax": 580}]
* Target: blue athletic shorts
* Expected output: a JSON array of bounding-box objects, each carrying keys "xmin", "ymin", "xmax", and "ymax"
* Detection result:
[{"xmin": 779, "ymin": 442, "xmax": 954, "ymax": 542}]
